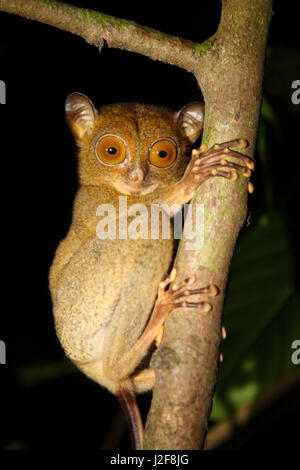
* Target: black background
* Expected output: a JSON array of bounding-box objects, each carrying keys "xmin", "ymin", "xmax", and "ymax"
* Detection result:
[{"xmin": 0, "ymin": 0, "xmax": 299, "ymax": 450}]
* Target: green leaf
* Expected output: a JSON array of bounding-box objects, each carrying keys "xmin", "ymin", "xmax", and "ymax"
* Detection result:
[
  {"xmin": 261, "ymin": 96, "xmax": 278, "ymax": 125},
  {"xmin": 17, "ymin": 360, "xmax": 75, "ymax": 386},
  {"xmin": 211, "ymin": 210, "xmax": 298, "ymax": 421}
]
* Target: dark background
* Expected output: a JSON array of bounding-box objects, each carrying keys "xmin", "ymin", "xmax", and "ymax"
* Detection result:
[{"xmin": 0, "ymin": 0, "xmax": 299, "ymax": 450}]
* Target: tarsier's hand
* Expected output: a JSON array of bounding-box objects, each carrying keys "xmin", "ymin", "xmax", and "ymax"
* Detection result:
[{"xmin": 177, "ymin": 138, "xmax": 255, "ymax": 203}]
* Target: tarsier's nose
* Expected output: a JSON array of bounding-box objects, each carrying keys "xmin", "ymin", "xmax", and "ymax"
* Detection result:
[{"xmin": 128, "ymin": 167, "xmax": 145, "ymax": 186}]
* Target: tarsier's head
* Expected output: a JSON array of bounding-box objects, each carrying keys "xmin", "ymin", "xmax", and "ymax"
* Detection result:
[{"xmin": 66, "ymin": 92, "xmax": 204, "ymax": 196}]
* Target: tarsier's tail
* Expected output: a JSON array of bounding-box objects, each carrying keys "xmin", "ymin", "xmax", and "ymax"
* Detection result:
[{"xmin": 116, "ymin": 387, "xmax": 144, "ymax": 450}]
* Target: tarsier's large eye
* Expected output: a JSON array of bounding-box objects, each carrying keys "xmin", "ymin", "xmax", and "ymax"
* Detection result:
[
  {"xmin": 149, "ymin": 139, "xmax": 177, "ymax": 168},
  {"xmin": 96, "ymin": 135, "xmax": 126, "ymax": 165}
]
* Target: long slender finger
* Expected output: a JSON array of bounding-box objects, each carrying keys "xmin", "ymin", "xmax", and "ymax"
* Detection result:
[
  {"xmin": 193, "ymin": 160, "xmax": 251, "ymax": 178},
  {"xmin": 193, "ymin": 150, "xmax": 254, "ymax": 170},
  {"xmin": 173, "ymin": 284, "xmax": 219, "ymax": 300},
  {"xmin": 174, "ymin": 301, "xmax": 212, "ymax": 312},
  {"xmin": 193, "ymin": 138, "xmax": 249, "ymax": 159},
  {"xmin": 158, "ymin": 268, "xmax": 177, "ymax": 292},
  {"xmin": 171, "ymin": 276, "xmax": 196, "ymax": 292}
]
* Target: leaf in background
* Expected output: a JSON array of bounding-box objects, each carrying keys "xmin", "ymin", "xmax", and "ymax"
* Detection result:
[
  {"xmin": 211, "ymin": 210, "xmax": 298, "ymax": 420},
  {"xmin": 17, "ymin": 360, "xmax": 75, "ymax": 387},
  {"xmin": 261, "ymin": 96, "xmax": 279, "ymax": 126},
  {"xmin": 265, "ymin": 45, "xmax": 300, "ymax": 116}
]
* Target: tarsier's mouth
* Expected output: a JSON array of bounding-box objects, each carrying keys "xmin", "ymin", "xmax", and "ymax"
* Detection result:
[{"xmin": 113, "ymin": 181, "xmax": 158, "ymax": 196}]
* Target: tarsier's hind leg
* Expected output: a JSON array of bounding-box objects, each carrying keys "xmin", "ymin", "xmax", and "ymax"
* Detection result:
[
  {"xmin": 132, "ymin": 268, "xmax": 218, "ymax": 359},
  {"xmin": 114, "ymin": 268, "xmax": 219, "ymax": 387},
  {"xmin": 116, "ymin": 269, "xmax": 219, "ymax": 449}
]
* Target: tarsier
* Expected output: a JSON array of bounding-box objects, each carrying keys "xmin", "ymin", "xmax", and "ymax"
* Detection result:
[{"xmin": 49, "ymin": 93, "xmax": 254, "ymax": 449}]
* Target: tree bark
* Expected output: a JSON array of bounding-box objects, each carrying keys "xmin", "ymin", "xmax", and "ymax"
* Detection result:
[{"xmin": 0, "ymin": 0, "xmax": 273, "ymax": 450}]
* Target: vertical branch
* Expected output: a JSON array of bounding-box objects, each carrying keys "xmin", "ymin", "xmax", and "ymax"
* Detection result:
[{"xmin": 144, "ymin": 0, "xmax": 273, "ymax": 450}]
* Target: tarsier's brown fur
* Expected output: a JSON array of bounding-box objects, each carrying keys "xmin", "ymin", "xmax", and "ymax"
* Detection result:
[{"xmin": 49, "ymin": 93, "xmax": 254, "ymax": 448}]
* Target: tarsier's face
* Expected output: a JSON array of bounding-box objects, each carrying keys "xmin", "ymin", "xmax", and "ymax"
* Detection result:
[{"xmin": 66, "ymin": 93, "xmax": 205, "ymax": 196}]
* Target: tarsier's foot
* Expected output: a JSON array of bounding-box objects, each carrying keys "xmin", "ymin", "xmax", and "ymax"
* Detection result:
[
  {"xmin": 159, "ymin": 268, "xmax": 219, "ymax": 310},
  {"xmin": 135, "ymin": 268, "xmax": 219, "ymax": 350},
  {"xmin": 180, "ymin": 138, "xmax": 255, "ymax": 202}
]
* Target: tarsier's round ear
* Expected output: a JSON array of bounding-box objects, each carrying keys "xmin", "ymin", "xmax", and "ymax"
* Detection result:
[
  {"xmin": 65, "ymin": 92, "xmax": 97, "ymax": 141},
  {"xmin": 175, "ymin": 102, "xmax": 205, "ymax": 143}
]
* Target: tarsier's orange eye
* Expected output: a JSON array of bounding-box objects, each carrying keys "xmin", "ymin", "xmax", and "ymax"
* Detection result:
[
  {"xmin": 149, "ymin": 139, "xmax": 177, "ymax": 168},
  {"xmin": 96, "ymin": 135, "xmax": 126, "ymax": 165}
]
